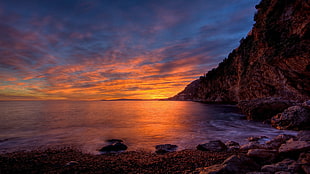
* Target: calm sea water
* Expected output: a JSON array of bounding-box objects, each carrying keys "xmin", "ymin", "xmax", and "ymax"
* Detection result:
[{"xmin": 0, "ymin": 101, "xmax": 296, "ymax": 154}]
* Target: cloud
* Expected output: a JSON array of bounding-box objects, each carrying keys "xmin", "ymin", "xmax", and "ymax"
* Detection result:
[{"xmin": 0, "ymin": 0, "xmax": 260, "ymax": 100}]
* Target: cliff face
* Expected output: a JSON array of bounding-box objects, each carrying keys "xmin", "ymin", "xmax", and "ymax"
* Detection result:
[{"xmin": 171, "ymin": 0, "xmax": 310, "ymax": 103}]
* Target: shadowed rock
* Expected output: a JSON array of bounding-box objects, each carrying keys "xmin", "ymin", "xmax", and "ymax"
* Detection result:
[
  {"xmin": 196, "ymin": 155, "xmax": 259, "ymax": 174},
  {"xmin": 197, "ymin": 140, "xmax": 227, "ymax": 152},
  {"xmin": 155, "ymin": 144, "xmax": 178, "ymax": 154},
  {"xmin": 279, "ymin": 140, "xmax": 310, "ymax": 154},
  {"xmin": 261, "ymin": 159, "xmax": 301, "ymax": 173},
  {"xmin": 271, "ymin": 106, "xmax": 310, "ymax": 130},
  {"xmin": 297, "ymin": 131, "xmax": 310, "ymax": 141},
  {"xmin": 247, "ymin": 149, "xmax": 277, "ymax": 163},
  {"xmin": 99, "ymin": 142, "xmax": 128, "ymax": 152}
]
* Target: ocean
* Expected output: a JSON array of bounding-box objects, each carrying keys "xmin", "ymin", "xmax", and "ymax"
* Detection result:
[{"xmin": 0, "ymin": 100, "xmax": 296, "ymax": 154}]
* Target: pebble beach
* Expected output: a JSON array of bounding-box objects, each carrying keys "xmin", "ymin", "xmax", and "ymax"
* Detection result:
[{"xmin": 0, "ymin": 147, "xmax": 241, "ymax": 173}]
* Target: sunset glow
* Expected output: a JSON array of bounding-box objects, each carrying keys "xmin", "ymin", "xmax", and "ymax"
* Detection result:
[{"xmin": 0, "ymin": 0, "xmax": 259, "ymax": 100}]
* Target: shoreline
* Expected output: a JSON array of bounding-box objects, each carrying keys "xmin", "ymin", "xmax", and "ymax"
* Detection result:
[{"xmin": 1, "ymin": 131, "xmax": 309, "ymax": 174}]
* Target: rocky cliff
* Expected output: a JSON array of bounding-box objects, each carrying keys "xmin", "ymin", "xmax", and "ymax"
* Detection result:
[{"xmin": 170, "ymin": 0, "xmax": 310, "ymax": 103}]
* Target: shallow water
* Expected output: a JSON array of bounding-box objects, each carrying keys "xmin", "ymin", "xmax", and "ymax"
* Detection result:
[{"xmin": 0, "ymin": 100, "xmax": 296, "ymax": 154}]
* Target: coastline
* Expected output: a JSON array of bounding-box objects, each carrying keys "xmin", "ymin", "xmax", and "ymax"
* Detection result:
[{"xmin": 1, "ymin": 131, "xmax": 309, "ymax": 174}]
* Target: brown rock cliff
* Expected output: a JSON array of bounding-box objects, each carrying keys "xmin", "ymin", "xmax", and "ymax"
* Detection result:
[{"xmin": 170, "ymin": 0, "xmax": 310, "ymax": 103}]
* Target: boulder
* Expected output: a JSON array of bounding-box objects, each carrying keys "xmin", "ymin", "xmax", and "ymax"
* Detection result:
[
  {"xmin": 194, "ymin": 155, "xmax": 259, "ymax": 174},
  {"xmin": 297, "ymin": 130, "xmax": 310, "ymax": 141},
  {"xmin": 99, "ymin": 142, "xmax": 128, "ymax": 152},
  {"xmin": 261, "ymin": 159, "xmax": 301, "ymax": 173},
  {"xmin": 197, "ymin": 140, "xmax": 227, "ymax": 152},
  {"xmin": 238, "ymin": 98, "xmax": 295, "ymax": 121},
  {"xmin": 247, "ymin": 149, "xmax": 277, "ymax": 162},
  {"xmin": 221, "ymin": 155, "xmax": 260, "ymax": 174},
  {"xmin": 278, "ymin": 140, "xmax": 310, "ymax": 153},
  {"xmin": 240, "ymin": 142, "xmax": 260, "ymax": 150},
  {"xmin": 155, "ymin": 144, "xmax": 178, "ymax": 154},
  {"xmin": 271, "ymin": 106, "xmax": 310, "ymax": 130},
  {"xmin": 225, "ymin": 141, "xmax": 240, "ymax": 152},
  {"xmin": 263, "ymin": 134, "xmax": 296, "ymax": 149}
]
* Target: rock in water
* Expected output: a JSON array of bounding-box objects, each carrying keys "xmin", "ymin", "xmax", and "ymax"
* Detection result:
[
  {"xmin": 155, "ymin": 144, "xmax": 178, "ymax": 154},
  {"xmin": 99, "ymin": 142, "xmax": 128, "ymax": 152},
  {"xmin": 197, "ymin": 140, "xmax": 227, "ymax": 152},
  {"xmin": 271, "ymin": 106, "xmax": 310, "ymax": 130}
]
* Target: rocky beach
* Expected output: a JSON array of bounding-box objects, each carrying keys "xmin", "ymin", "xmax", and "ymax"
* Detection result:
[{"xmin": 1, "ymin": 131, "xmax": 309, "ymax": 174}]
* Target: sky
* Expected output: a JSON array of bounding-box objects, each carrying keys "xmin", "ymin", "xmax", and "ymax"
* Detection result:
[{"xmin": 0, "ymin": 0, "xmax": 260, "ymax": 100}]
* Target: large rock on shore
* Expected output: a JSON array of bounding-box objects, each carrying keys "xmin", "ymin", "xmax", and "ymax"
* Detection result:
[
  {"xmin": 261, "ymin": 158, "xmax": 301, "ymax": 173},
  {"xmin": 238, "ymin": 98, "xmax": 296, "ymax": 121},
  {"xmin": 196, "ymin": 155, "xmax": 260, "ymax": 174},
  {"xmin": 271, "ymin": 105, "xmax": 310, "ymax": 130},
  {"xmin": 279, "ymin": 140, "xmax": 310, "ymax": 154},
  {"xmin": 247, "ymin": 149, "xmax": 277, "ymax": 162}
]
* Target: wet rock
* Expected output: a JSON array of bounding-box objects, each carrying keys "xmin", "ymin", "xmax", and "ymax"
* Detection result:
[
  {"xmin": 298, "ymin": 152, "xmax": 310, "ymax": 174},
  {"xmin": 247, "ymin": 149, "xmax": 277, "ymax": 162},
  {"xmin": 279, "ymin": 140, "xmax": 310, "ymax": 153},
  {"xmin": 238, "ymin": 98, "xmax": 295, "ymax": 121},
  {"xmin": 197, "ymin": 140, "xmax": 227, "ymax": 152},
  {"xmin": 271, "ymin": 106, "xmax": 310, "ymax": 130},
  {"xmin": 261, "ymin": 158, "xmax": 300, "ymax": 173},
  {"xmin": 246, "ymin": 172, "xmax": 271, "ymax": 174},
  {"xmin": 240, "ymin": 142, "xmax": 260, "ymax": 150},
  {"xmin": 155, "ymin": 144, "xmax": 178, "ymax": 154},
  {"xmin": 225, "ymin": 141, "xmax": 240, "ymax": 151},
  {"xmin": 264, "ymin": 134, "xmax": 296, "ymax": 149},
  {"xmin": 99, "ymin": 142, "xmax": 128, "ymax": 152},
  {"xmin": 247, "ymin": 136, "xmax": 268, "ymax": 142},
  {"xmin": 297, "ymin": 131, "xmax": 310, "ymax": 141}
]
